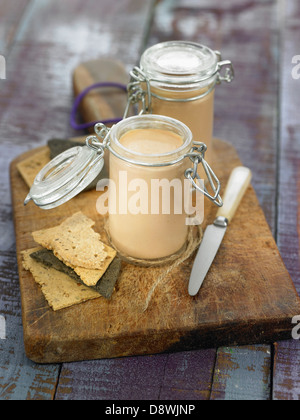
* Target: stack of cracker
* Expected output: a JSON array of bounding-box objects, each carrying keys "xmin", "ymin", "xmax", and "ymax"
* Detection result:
[{"xmin": 22, "ymin": 212, "xmax": 121, "ymax": 311}]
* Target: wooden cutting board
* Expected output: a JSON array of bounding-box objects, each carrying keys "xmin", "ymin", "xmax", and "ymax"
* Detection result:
[{"xmin": 10, "ymin": 139, "xmax": 300, "ymax": 364}]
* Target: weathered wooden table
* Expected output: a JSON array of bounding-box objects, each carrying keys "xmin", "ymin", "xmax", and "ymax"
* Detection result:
[{"xmin": 0, "ymin": 0, "xmax": 300, "ymax": 400}]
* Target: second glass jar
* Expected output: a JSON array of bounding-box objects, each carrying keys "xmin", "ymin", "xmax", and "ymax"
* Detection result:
[{"xmin": 127, "ymin": 41, "xmax": 234, "ymax": 168}]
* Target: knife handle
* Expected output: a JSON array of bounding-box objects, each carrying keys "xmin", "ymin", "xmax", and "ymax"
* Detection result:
[{"xmin": 216, "ymin": 166, "xmax": 252, "ymax": 223}]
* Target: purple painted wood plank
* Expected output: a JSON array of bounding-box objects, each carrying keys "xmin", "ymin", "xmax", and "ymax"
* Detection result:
[
  {"xmin": 273, "ymin": 341, "xmax": 300, "ymax": 400},
  {"xmin": 56, "ymin": 355, "xmax": 168, "ymax": 400},
  {"xmin": 159, "ymin": 350, "xmax": 216, "ymax": 400},
  {"xmin": 55, "ymin": 350, "xmax": 216, "ymax": 400},
  {"xmin": 272, "ymin": 0, "xmax": 300, "ymax": 400}
]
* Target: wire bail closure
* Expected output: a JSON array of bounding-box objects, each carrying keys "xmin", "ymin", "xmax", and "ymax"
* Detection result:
[
  {"xmin": 123, "ymin": 67, "xmax": 152, "ymax": 118},
  {"xmin": 184, "ymin": 142, "xmax": 223, "ymax": 207},
  {"xmin": 124, "ymin": 52, "xmax": 234, "ymax": 119},
  {"xmin": 87, "ymin": 123, "xmax": 223, "ymax": 208}
]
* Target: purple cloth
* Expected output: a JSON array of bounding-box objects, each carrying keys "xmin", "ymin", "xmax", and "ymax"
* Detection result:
[{"xmin": 70, "ymin": 82, "xmax": 127, "ymax": 130}]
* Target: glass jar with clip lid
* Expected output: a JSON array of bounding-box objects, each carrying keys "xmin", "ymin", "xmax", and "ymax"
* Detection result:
[
  {"xmin": 25, "ymin": 115, "xmax": 223, "ymax": 265},
  {"xmin": 124, "ymin": 41, "xmax": 234, "ymax": 169}
]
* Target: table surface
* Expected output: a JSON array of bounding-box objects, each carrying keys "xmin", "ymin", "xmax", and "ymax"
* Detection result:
[{"xmin": 0, "ymin": 0, "xmax": 299, "ymax": 401}]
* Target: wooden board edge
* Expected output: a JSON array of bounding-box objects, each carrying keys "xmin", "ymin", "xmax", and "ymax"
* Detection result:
[{"xmin": 23, "ymin": 317, "xmax": 297, "ymax": 364}]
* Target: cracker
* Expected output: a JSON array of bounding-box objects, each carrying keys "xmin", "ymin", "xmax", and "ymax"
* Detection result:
[
  {"xmin": 30, "ymin": 248, "xmax": 81, "ymax": 282},
  {"xmin": 17, "ymin": 148, "xmax": 51, "ymax": 187},
  {"xmin": 22, "ymin": 248, "xmax": 100, "ymax": 311},
  {"xmin": 74, "ymin": 244, "xmax": 117, "ymax": 286},
  {"xmin": 30, "ymin": 248, "xmax": 120, "ymax": 299},
  {"xmin": 32, "ymin": 212, "xmax": 108, "ymax": 270}
]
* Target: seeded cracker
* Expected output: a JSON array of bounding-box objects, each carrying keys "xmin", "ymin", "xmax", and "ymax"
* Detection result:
[
  {"xmin": 17, "ymin": 148, "xmax": 51, "ymax": 188},
  {"xmin": 74, "ymin": 244, "xmax": 117, "ymax": 286},
  {"xmin": 32, "ymin": 212, "xmax": 108, "ymax": 270},
  {"xmin": 31, "ymin": 248, "xmax": 121, "ymax": 298},
  {"xmin": 22, "ymin": 248, "xmax": 100, "ymax": 311}
]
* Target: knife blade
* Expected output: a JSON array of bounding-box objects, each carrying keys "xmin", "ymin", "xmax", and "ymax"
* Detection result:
[{"xmin": 188, "ymin": 166, "xmax": 252, "ymax": 297}]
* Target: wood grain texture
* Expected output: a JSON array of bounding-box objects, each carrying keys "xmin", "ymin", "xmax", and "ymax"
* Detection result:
[
  {"xmin": 55, "ymin": 349, "xmax": 217, "ymax": 400},
  {"xmin": 10, "ymin": 139, "xmax": 300, "ymax": 364},
  {"xmin": 272, "ymin": 0, "xmax": 300, "ymax": 400},
  {"xmin": 72, "ymin": 58, "xmax": 130, "ymax": 130}
]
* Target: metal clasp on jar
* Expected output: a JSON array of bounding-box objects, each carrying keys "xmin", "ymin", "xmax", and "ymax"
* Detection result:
[
  {"xmin": 123, "ymin": 67, "xmax": 152, "ymax": 118},
  {"xmin": 184, "ymin": 142, "xmax": 223, "ymax": 207},
  {"xmin": 87, "ymin": 124, "xmax": 223, "ymax": 208},
  {"xmin": 215, "ymin": 51, "xmax": 235, "ymax": 84},
  {"xmin": 124, "ymin": 55, "xmax": 234, "ymax": 118}
]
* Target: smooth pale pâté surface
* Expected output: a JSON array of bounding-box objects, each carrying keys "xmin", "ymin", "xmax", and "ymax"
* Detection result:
[{"xmin": 119, "ymin": 129, "xmax": 183, "ymax": 155}]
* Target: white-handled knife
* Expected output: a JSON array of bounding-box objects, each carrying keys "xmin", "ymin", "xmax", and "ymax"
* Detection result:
[{"xmin": 188, "ymin": 166, "xmax": 252, "ymax": 297}]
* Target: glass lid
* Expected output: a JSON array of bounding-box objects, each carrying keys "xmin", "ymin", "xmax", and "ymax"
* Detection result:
[
  {"xmin": 140, "ymin": 41, "xmax": 219, "ymax": 87},
  {"xmin": 24, "ymin": 146, "xmax": 104, "ymax": 210}
]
